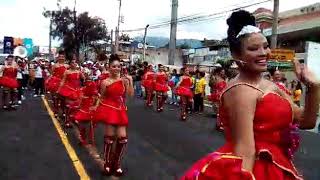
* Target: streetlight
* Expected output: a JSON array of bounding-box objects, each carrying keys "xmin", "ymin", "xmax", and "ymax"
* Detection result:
[{"xmin": 143, "ymin": 24, "xmax": 149, "ymax": 62}]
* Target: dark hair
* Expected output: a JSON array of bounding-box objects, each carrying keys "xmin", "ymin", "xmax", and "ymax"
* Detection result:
[
  {"xmin": 227, "ymin": 10, "xmax": 256, "ymax": 55},
  {"xmin": 109, "ymin": 54, "xmax": 120, "ymax": 65},
  {"xmin": 214, "ymin": 67, "xmax": 224, "ymax": 75},
  {"xmin": 268, "ymin": 68, "xmax": 280, "ymax": 76},
  {"xmin": 58, "ymin": 50, "xmax": 65, "ymax": 55},
  {"xmin": 6, "ymin": 55, "xmax": 14, "ymax": 59},
  {"xmin": 296, "ymin": 81, "xmax": 302, "ymax": 91},
  {"xmin": 200, "ymin": 71, "xmax": 205, "ymax": 77},
  {"xmin": 180, "ymin": 67, "xmax": 186, "ymax": 74}
]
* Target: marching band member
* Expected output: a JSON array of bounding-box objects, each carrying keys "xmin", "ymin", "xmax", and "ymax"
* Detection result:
[
  {"xmin": 141, "ymin": 65, "xmax": 155, "ymax": 107},
  {"xmin": 154, "ymin": 64, "xmax": 169, "ymax": 112},
  {"xmin": 93, "ymin": 54, "xmax": 134, "ymax": 176},
  {"xmin": 0, "ymin": 55, "xmax": 19, "ymax": 110},
  {"xmin": 175, "ymin": 67, "xmax": 193, "ymax": 121}
]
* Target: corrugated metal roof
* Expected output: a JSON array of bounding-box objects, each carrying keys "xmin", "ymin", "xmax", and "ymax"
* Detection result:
[{"xmin": 263, "ymin": 17, "xmax": 320, "ymax": 36}]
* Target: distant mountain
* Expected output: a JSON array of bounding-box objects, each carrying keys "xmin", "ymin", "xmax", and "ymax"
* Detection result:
[{"xmin": 133, "ymin": 36, "xmax": 203, "ymax": 49}]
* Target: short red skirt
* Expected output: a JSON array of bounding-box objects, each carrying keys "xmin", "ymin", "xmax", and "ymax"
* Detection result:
[
  {"xmin": 175, "ymin": 86, "xmax": 193, "ymax": 98},
  {"xmin": 208, "ymin": 92, "xmax": 221, "ymax": 102},
  {"xmin": 142, "ymin": 80, "xmax": 154, "ymax": 90},
  {"xmin": 58, "ymin": 85, "xmax": 81, "ymax": 100},
  {"xmin": 74, "ymin": 109, "xmax": 92, "ymax": 122},
  {"xmin": 0, "ymin": 77, "xmax": 19, "ymax": 88},
  {"xmin": 154, "ymin": 83, "xmax": 169, "ymax": 92},
  {"xmin": 93, "ymin": 101, "xmax": 128, "ymax": 126},
  {"xmin": 46, "ymin": 76, "xmax": 62, "ymax": 92}
]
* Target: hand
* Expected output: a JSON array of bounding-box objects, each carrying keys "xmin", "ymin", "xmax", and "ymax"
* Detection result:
[{"xmin": 293, "ymin": 59, "xmax": 320, "ymax": 87}]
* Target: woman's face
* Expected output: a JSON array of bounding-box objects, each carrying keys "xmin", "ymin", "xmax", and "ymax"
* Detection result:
[
  {"xmin": 238, "ymin": 33, "xmax": 271, "ymax": 73},
  {"xmin": 273, "ymin": 70, "xmax": 282, "ymax": 82},
  {"xmin": 109, "ymin": 60, "xmax": 121, "ymax": 75},
  {"xmin": 57, "ymin": 54, "xmax": 65, "ymax": 62},
  {"xmin": 6, "ymin": 57, "xmax": 13, "ymax": 65},
  {"xmin": 185, "ymin": 68, "xmax": 189, "ymax": 75},
  {"xmin": 70, "ymin": 60, "xmax": 78, "ymax": 69},
  {"xmin": 219, "ymin": 69, "xmax": 225, "ymax": 77}
]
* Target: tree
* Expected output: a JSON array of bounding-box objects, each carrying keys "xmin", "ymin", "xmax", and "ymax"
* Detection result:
[
  {"xmin": 43, "ymin": 3, "xmax": 109, "ymax": 60},
  {"xmin": 178, "ymin": 43, "xmax": 190, "ymax": 49},
  {"xmin": 119, "ymin": 33, "xmax": 131, "ymax": 41}
]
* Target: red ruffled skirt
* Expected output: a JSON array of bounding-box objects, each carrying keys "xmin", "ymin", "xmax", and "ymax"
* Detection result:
[
  {"xmin": 207, "ymin": 92, "xmax": 221, "ymax": 102},
  {"xmin": 73, "ymin": 98, "xmax": 95, "ymax": 122},
  {"xmin": 175, "ymin": 86, "xmax": 193, "ymax": 98},
  {"xmin": 46, "ymin": 76, "xmax": 62, "ymax": 92},
  {"xmin": 0, "ymin": 77, "xmax": 19, "ymax": 88},
  {"xmin": 142, "ymin": 80, "xmax": 154, "ymax": 90},
  {"xmin": 93, "ymin": 99, "xmax": 128, "ymax": 126},
  {"xmin": 58, "ymin": 85, "xmax": 81, "ymax": 100},
  {"xmin": 180, "ymin": 142, "xmax": 302, "ymax": 180},
  {"xmin": 154, "ymin": 83, "xmax": 169, "ymax": 92}
]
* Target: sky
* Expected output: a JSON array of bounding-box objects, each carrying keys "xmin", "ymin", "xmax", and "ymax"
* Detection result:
[{"xmin": 0, "ymin": 0, "xmax": 319, "ymax": 47}]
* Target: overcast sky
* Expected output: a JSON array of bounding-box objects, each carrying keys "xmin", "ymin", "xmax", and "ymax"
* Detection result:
[{"xmin": 0, "ymin": 0, "xmax": 319, "ymax": 46}]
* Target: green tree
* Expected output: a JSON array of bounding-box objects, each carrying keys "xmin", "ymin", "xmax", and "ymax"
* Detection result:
[
  {"xmin": 43, "ymin": 3, "xmax": 109, "ymax": 60},
  {"xmin": 119, "ymin": 33, "xmax": 131, "ymax": 41}
]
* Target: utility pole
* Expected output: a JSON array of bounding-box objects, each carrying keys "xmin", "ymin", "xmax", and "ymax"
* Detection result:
[
  {"xmin": 168, "ymin": 0, "xmax": 178, "ymax": 65},
  {"xmin": 143, "ymin": 24, "xmax": 149, "ymax": 62},
  {"xmin": 111, "ymin": 29, "xmax": 114, "ymax": 54},
  {"xmin": 73, "ymin": 0, "xmax": 79, "ymax": 59},
  {"xmin": 271, "ymin": 0, "xmax": 279, "ymax": 49},
  {"xmin": 115, "ymin": 0, "xmax": 122, "ymax": 54},
  {"xmin": 49, "ymin": 14, "xmax": 53, "ymax": 62}
]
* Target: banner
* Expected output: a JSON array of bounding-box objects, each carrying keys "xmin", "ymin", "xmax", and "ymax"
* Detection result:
[
  {"xmin": 269, "ymin": 49, "xmax": 295, "ymax": 61},
  {"xmin": 23, "ymin": 38, "xmax": 33, "ymax": 56},
  {"xmin": 3, "ymin": 36, "xmax": 14, "ymax": 54}
]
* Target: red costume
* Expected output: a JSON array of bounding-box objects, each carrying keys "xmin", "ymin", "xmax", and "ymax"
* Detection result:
[
  {"xmin": 275, "ymin": 82, "xmax": 292, "ymax": 96},
  {"xmin": 141, "ymin": 71, "xmax": 155, "ymax": 90},
  {"xmin": 208, "ymin": 80, "xmax": 227, "ymax": 102},
  {"xmin": 154, "ymin": 72, "xmax": 169, "ymax": 92},
  {"xmin": 58, "ymin": 72, "xmax": 81, "ymax": 100},
  {"xmin": 73, "ymin": 81, "xmax": 98, "ymax": 122},
  {"xmin": 175, "ymin": 76, "xmax": 193, "ymax": 98},
  {"xmin": 93, "ymin": 80, "xmax": 128, "ymax": 126},
  {"xmin": 46, "ymin": 66, "xmax": 67, "ymax": 92},
  {"xmin": 181, "ymin": 83, "xmax": 302, "ymax": 180},
  {"xmin": 0, "ymin": 67, "xmax": 19, "ymax": 88},
  {"xmin": 96, "ymin": 72, "xmax": 110, "ymax": 87}
]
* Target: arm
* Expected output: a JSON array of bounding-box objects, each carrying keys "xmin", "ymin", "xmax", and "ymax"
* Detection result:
[
  {"xmin": 57, "ymin": 71, "xmax": 67, "ymax": 92},
  {"xmin": 124, "ymin": 75, "xmax": 134, "ymax": 97},
  {"xmin": 223, "ymin": 85, "xmax": 258, "ymax": 172}
]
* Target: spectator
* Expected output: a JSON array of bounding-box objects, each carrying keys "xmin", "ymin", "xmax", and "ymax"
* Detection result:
[{"xmin": 194, "ymin": 71, "xmax": 207, "ymax": 114}]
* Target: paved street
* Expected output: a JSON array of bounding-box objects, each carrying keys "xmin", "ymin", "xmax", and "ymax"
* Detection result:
[{"xmin": 1, "ymin": 90, "xmax": 320, "ymax": 180}]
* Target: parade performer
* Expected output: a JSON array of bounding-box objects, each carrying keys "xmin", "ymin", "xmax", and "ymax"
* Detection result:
[
  {"xmin": 73, "ymin": 80, "xmax": 98, "ymax": 146},
  {"xmin": 0, "ymin": 55, "xmax": 19, "ymax": 109},
  {"xmin": 270, "ymin": 68, "xmax": 292, "ymax": 95},
  {"xmin": 154, "ymin": 64, "xmax": 169, "ymax": 112},
  {"xmin": 141, "ymin": 65, "xmax": 156, "ymax": 106},
  {"xmin": 180, "ymin": 10, "xmax": 320, "ymax": 180},
  {"xmin": 93, "ymin": 54, "xmax": 134, "ymax": 176},
  {"xmin": 45, "ymin": 50, "xmax": 69, "ymax": 116},
  {"xmin": 175, "ymin": 67, "xmax": 193, "ymax": 121},
  {"xmin": 57, "ymin": 58, "xmax": 84, "ymax": 128},
  {"xmin": 208, "ymin": 67, "xmax": 227, "ymax": 131}
]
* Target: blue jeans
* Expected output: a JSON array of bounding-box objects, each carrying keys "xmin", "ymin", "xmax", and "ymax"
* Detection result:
[
  {"xmin": 171, "ymin": 90, "xmax": 178, "ymax": 103},
  {"xmin": 134, "ymin": 81, "xmax": 142, "ymax": 97}
]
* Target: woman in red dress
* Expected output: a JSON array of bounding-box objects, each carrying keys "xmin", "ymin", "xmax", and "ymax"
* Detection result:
[
  {"xmin": 180, "ymin": 10, "xmax": 320, "ymax": 180},
  {"xmin": 154, "ymin": 64, "xmax": 169, "ymax": 112},
  {"xmin": 92, "ymin": 54, "xmax": 134, "ymax": 176},
  {"xmin": 270, "ymin": 68, "xmax": 292, "ymax": 96},
  {"xmin": 208, "ymin": 67, "xmax": 227, "ymax": 131},
  {"xmin": 0, "ymin": 55, "xmax": 19, "ymax": 110},
  {"xmin": 57, "ymin": 58, "xmax": 84, "ymax": 128},
  {"xmin": 45, "ymin": 50, "xmax": 69, "ymax": 116},
  {"xmin": 141, "ymin": 65, "xmax": 155, "ymax": 106},
  {"xmin": 175, "ymin": 67, "xmax": 193, "ymax": 121},
  {"xmin": 73, "ymin": 80, "xmax": 98, "ymax": 146}
]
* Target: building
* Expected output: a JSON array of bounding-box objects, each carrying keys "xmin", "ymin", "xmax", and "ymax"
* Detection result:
[{"xmin": 254, "ymin": 3, "xmax": 320, "ymax": 53}]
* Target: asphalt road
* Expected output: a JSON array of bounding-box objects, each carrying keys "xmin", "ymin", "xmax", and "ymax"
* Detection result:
[{"xmin": 1, "ymin": 90, "xmax": 320, "ymax": 180}]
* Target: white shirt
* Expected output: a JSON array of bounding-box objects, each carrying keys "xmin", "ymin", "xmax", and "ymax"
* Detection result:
[{"xmin": 35, "ymin": 66, "xmax": 43, "ymax": 78}]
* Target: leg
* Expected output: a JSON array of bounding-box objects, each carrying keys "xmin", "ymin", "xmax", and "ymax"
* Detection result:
[
  {"xmin": 10, "ymin": 89, "xmax": 18, "ymax": 109},
  {"xmin": 160, "ymin": 92, "xmax": 167, "ymax": 111},
  {"xmin": 114, "ymin": 126, "xmax": 128, "ymax": 176},
  {"xmin": 2, "ymin": 88, "xmax": 10, "ymax": 109},
  {"xmin": 199, "ymin": 95, "xmax": 204, "ymax": 113},
  {"xmin": 40, "ymin": 78, "xmax": 45, "ymax": 96},
  {"xmin": 78, "ymin": 122, "xmax": 89, "ymax": 146},
  {"xmin": 103, "ymin": 125, "xmax": 116, "ymax": 175},
  {"xmin": 193, "ymin": 94, "xmax": 200, "ymax": 113},
  {"xmin": 180, "ymin": 96, "xmax": 187, "ymax": 121},
  {"xmin": 156, "ymin": 92, "xmax": 161, "ymax": 112},
  {"xmin": 88, "ymin": 121, "xmax": 96, "ymax": 145}
]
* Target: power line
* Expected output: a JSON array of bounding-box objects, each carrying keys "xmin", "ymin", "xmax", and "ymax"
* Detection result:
[{"xmin": 121, "ymin": 0, "xmax": 271, "ymax": 33}]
